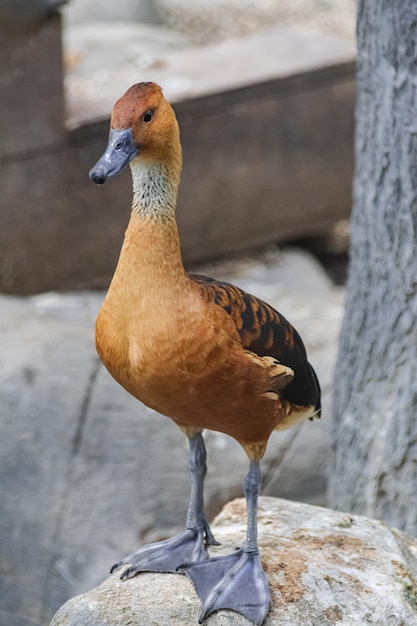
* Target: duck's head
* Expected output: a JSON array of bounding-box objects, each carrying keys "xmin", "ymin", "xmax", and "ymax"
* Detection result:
[{"xmin": 89, "ymin": 82, "xmax": 181, "ymax": 185}]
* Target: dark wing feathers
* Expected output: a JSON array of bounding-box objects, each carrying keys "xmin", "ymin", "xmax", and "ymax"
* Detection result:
[{"xmin": 190, "ymin": 273, "xmax": 321, "ymax": 414}]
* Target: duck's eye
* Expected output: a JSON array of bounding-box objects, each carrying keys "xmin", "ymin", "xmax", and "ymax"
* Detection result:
[{"xmin": 143, "ymin": 110, "xmax": 153, "ymax": 123}]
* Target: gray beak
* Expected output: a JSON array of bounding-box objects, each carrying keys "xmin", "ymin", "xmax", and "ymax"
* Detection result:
[{"xmin": 89, "ymin": 128, "xmax": 138, "ymax": 185}]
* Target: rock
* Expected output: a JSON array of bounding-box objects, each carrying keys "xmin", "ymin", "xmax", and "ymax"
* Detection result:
[
  {"xmin": 63, "ymin": 21, "xmax": 186, "ymax": 79},
  {"xmin": 156, "ymin": 0, "xmax": 356, "ymax": 46},
  {"xmin": 50, "ymin": 496, "xmax": 417, "ymax": 626},
  {"xmin": 0, "ymin": 611, "xmax": 43, "ymax": 626}
]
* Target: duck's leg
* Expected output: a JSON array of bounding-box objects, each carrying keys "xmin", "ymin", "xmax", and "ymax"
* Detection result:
[
  {"xmin": 111, "ymin": 432, "xmax": 218, "ymax": 579},
  {"xmin": 181, "ymin": 460, "xmax": 271, "ymax": 626}
]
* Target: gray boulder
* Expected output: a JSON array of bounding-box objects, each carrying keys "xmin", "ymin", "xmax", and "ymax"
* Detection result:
[{"xmin": 50, "ymin": 496, "xmax": 417, "ymax": 626}]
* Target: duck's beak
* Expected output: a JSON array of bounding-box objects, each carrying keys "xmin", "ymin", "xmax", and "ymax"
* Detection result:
[{"xmin": 89, "ymin": 128, "xmax": 138, "ymax": 185}]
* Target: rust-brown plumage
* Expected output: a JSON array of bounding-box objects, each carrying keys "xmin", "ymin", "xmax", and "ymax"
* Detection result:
[
  {"xmin": 192, "ymin": 273, "xmax": 321, "ymax": 413},
  {"xmin": 89, "ymin": 82, "xmax": 321, "ymax": 626}
]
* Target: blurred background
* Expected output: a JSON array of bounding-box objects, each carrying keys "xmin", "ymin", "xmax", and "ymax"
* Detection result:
[{"xmin": 0, "ymin": 1, "xmax": 355, "ymax": 625}]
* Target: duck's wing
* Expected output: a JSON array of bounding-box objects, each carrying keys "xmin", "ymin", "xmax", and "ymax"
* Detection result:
[{"xmin": 190, "ymin": 273, "xmax": 321, "ymax": 414}]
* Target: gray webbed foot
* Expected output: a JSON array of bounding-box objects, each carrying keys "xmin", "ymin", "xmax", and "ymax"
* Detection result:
[
  {"xmin": 181, "ymin": 547, "xmax": 271, "ymax": 626},
  {"xmin": 110, "ymin": 526, "xmax": 217, "ymax": 579}
]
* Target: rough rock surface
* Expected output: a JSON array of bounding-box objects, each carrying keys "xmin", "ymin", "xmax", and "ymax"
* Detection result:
[
  {"xmin": 157, "ymin": 0, "xmax": 356, "ymax": 46},
  {"xmin": 63, "ymin": 0, "xmax": 356, "ymax": 46},
  {"xmin": 50, "ymin": 496, "xmax": 417, "ymax": 626}
]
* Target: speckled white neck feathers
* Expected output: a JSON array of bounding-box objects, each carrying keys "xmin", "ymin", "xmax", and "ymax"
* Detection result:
[{"xmin": 130, "ymin": 160, "xmax": 179, "ymax": 218}]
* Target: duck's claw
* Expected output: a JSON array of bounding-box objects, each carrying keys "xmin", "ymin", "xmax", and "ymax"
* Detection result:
[
  {"xmin": 181, "ymin": 548, "xmax": 271, "ymax": 626},
  {"xmin": 110, "ymin": 528, "xmax": 213, "ymax": 579}
]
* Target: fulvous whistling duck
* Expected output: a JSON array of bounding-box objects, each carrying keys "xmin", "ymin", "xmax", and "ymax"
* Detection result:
[{"xmin": 89, "ymin": 82, "xmax": 321, "ymax": 626}]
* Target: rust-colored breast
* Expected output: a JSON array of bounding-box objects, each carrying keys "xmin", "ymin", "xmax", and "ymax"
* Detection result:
[{"xmin": 95, "ymin": 257, "xmax": 320, "ymax": 458}]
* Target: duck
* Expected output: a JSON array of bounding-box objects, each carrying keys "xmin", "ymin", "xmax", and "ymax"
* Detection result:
[{"xmin": 89, "ymin": 81, "xmax": 321, "ymax": 626}]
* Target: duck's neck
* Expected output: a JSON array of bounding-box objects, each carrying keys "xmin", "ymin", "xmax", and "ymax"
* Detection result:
[
  {"xmin": 109, "ymin": 159, "xmax": 187, "ymax": 300},
  {"xmin": 131, "ymin": 159, "xmax": 180, "ymax": 219}
]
